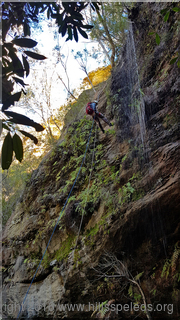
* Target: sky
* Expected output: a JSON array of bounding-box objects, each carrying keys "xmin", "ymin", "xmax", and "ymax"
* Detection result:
[{"xmin": 16, "ymin": 14, "xmax": 105, "ymax": 122}]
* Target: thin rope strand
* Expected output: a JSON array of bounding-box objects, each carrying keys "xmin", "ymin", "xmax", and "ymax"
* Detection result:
[{"xmin": 74, "ymin": 123, "xmax": 97, "ymax": 250}]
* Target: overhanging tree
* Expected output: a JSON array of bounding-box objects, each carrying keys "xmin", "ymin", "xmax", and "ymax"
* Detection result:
[
  {"xmin": 1, "ymin": 1, "xmax": 100, "ymax": 170},
  {"xmin": 89, "ymin": 2, "xmax": 128, "ymax": 68}
]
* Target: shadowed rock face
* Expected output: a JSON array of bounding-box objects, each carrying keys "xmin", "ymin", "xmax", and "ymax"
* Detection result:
[{"xmin": 2, "ymin": 3, "xmax": 180, "ymax": 319}]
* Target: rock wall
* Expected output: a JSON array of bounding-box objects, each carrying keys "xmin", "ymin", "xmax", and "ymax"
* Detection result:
[{"xmin": 2, "ymin": 3, "xmax": 180, "ymax": 319}]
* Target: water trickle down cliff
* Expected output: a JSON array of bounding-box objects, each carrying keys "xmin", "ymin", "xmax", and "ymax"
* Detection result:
[{"xmin": 2, "ymin": 3, "xmax": 180, "ymax": 319}]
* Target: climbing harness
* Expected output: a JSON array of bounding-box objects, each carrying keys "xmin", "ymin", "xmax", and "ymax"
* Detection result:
[{"xmin": 16, "ymin": 120, "xmax": 95, "ymax": 320}]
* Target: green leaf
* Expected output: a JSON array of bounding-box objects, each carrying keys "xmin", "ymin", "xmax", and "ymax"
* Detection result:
[
  {"xmin": 2, "ymin": 123, "xmax": 10, "ymax": 131},
  {"xmin": 12, "ymin": 38, "xmax": 37, "ymax": 48},
  {"xmin": 22, "ymin": 55, "xmax": 30, "ymax": 77},
  {"xmin": 9, "ymin": 52, "xmax": 24, "ymax": 77},
  {"xmin": 47, "ymin": 7, "xmax": 50, "ymax": 19},
  {"xmin": 90, "ymin": 2, "xmax": 100, "ymax": 11},
  {"xmin": 164, "ymin": 11, "xmax": 170, "ymax": 22},
  {"xmin": 172, "ymin": 7, "xmax": 180, "ymax": 12},
  {"xmin": 155, "ymin": 33, "xmax": 161, "ymax": 45},
  {"xmin": 12, "ymin": 77, "xmax": 27, "ymax": 87},
  {"xmin": 71, "ymin": 11, "xmax": 84, "ymax": 20},
  {"xmin": 81, "ymin": 24, "xmax": 94, "ymax": 30},
  {"xmin": 1, "ymin": 132, "xmax": 13, "ymax": 170},
  {"xmin": 61, "ymin": 23, "xmax": 67, "ymax": 37},
  {"xmin": 13, "ymin": 133, "xmax": 23, "ymax": 162},
  {"xmin": 23, "ymin": 21, "xmax": 31, "ymax": 37},
  {"xmin": 148, "ymin": 32, "xmax": 155, "ymax": 35},
  {"xmin": 2, "ymin": 91, "xmax": 22, "ymax": 111},
  {"xmin": 128, "ymin": 284, "xmax": 133, "ymax": 297},
  {"xmin": 177, "ymin": 60, "xmax": 180, "ymax": 68},
  {"xmin": 134, "ymin": 271, "xmax": 144, "ymax": 281},
  {"xmin": 4, "ymin": 111, "xmax": 45, "ymax": 131},
  {"xmin": 19, "ymin": 130, "xmax": 38, "ymax": 144},
  {"xmin": 170, "ymin": 57, "xmax": 178, "ymax": 64},
  {"xmin": 73, "ymin": 26, "xmax": 78, "ymax": 42},
  {"xmin": 77, "ymin": 27, "xmax": 88, "ymax": 39},
  {"xmin": 66, "ymin": 26, "xmax": 72, "ymax": 41},
  {"xmin": 24, "ymin": 51, "xmax": 47, "ymax": 60},
  {"xmin": 40, "ymin": 4, "xmax": 47, "ymax": 13},
  {"xmin": 160, "ymin": 8, "xmax": 168, "ymax": 15}
]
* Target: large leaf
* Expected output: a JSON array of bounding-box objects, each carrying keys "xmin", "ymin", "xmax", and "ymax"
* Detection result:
[
  {"xmin": 9, "ymin": 51, "xmax": 24, "ymax": 77},
  {"xmin": 1, "ymin": 132, "xmax": 13, "ymax": 170},
  {"xmin": 2, "ymin": 91, "xmax": 22, "ymax": 111},
  {"xmin": 71, "ymin": 12, "xmax": 84, "ymax": 20},
  {"xmin": 164, "ymin": 11, "xmax": 170, "ymax": 22},
  {"xmin": 81, "ymin": 25, "xmax": 94, "ymax": 30},
  {"xmin": 73, "ymin": 26, "xmax": 78, "ymax": 42},
  {"xmin": 2, "ymin": 123, "xmax": 10, "ymax": 131},
  {"xmin": 77, "ymin": 27, "xmax": 88, "ymax": 39},
  {"xmin": 4, "ymin": 111, "xmax": 45, "ymax": 131},
  {"xmin": 155, "ymin": 33, "xmax": 161, "ymax": 45},
  {"xmin": 13, "ymin": 133, "xmax": 23, "ymax": 162},
  {"xmin": 22, "ymin": 55, "xmax": 30, "ymax": 77},
  {"xmin": 170, "ymin": 56, "xmax": 178, "ymax": 65},
  {"xmin": 24, "ymin": 51, "xmax": 47, "ymax": 60},
  {"xmin": 19, "ymin": 130, "xmax": 38, "ymax": 144},
  {"xmin": 66, "ymin": 26, "xmax": 73, "ymax": 41},
  {"xmin": 90, "ymin": 2, "xmax": 100, "ymax": 11},
  {"xmin": 12, "ymin": 77, "xmax": 28, "ymax": 87},
  {"xmin": 172, "ymin": 7, "xmax": 180, "ymax": 12},
  {"xmin": 160, "ymin": 8, "xmax": 168, "ymax": 15},
  {"xmin": 61, "ymin": 23, "xmax": 67, "ymax": 37},
  {"xmin": 12, "ymin": 38, "xmax": 37, "ymax": 48},
  {"xmin": 23, "ymin": 21, "xmax": 31, "ymax": 37}
]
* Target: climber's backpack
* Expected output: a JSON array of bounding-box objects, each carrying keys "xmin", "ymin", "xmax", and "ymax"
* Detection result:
[{"xmin": 86, "ymin": 102, "xmax": 94, "ymax": 115}]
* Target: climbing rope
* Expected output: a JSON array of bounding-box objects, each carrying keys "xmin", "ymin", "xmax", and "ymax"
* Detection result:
[
  {"xmin": 74, "ymin": 122, "xmax": 98, "ymax": 250},
  {"xmin": 16, "ymin": 119, "xmax": 95, "ymax": 320}
]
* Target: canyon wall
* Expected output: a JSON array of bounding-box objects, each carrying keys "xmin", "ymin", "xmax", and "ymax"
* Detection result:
[{"xmin": 2, "ymin": 3, "xmax": 180, "ymax": 319}]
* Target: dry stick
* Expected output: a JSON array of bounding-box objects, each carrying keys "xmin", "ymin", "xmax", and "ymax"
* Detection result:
[
  {"xmin": 57, "ymin": 75, "xmax": 78, "ymax": 101},
  {"xmin": 56, "ymin": 39, "xmax": 78, "ymax": 101},
  {"xmin": 93, "ymin": 272, "xmax": 152, "ymax": 320},
  {"xmin": 93, "ymin": 253, "xmax": 152, "ymax": 320}
]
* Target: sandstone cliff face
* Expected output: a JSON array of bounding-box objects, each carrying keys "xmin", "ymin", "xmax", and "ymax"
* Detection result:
[{"xmin": 2, "ymin": 3, "xmax": 180, "ymax": 319}]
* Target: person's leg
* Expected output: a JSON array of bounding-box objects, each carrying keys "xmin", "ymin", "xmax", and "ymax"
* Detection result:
[
  {"xmin": 96, "ymin": 117, "xmax": 105, "ymax": 133},
  {"xmin": 96, "ymin": 112, "xmax": 112, "ymax": 126},
  {"xmin": 94, "ymin": 114, "xmax": 104, "ymax": 133}
]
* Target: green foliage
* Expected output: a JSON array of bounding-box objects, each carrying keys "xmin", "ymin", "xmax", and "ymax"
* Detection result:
[
  {"xmin": 12, "ymin": 133, "xmax": 23, "ymax": 163},
  {"xmin": 42, "ymin": 252, "xmax": 50, "ymax": 269},
  {"xmin": 155, "ymin": 33, "xmax": 161, "ymax": 45},
  {"xmin": 128, "ymin": 284, "xmax": 142, "ymax": 304},
  {"xmin": 161, "ymin": 259, "xmax": 171, "ymax": 279},
  {"xmin": 161, "ymin": 242, "xmax": 180, "ymax": 281},
  {"xmin": 118, "ymin": 182, "xmax": 135, "ymax": 204},
  {"xmin": 1, "ymin": 132, "xmax": 13, "ymax": 170},
  {"xmin": 134, "ymin": 271, "xmax": 144, "ymax": 281},
  {"xmin": 150, "ymin": 3, "xmax": 180, "ymax": 67},
  {"xmin": 55, "ymin": 235, "xmax": 76, "ymax": 262},
  {"xmin": 89, "ymin": 2, "xmax": 128, "ymax": 66},
  {"xmin": 107, "ymin": 128, "xmax": 116, "ymax": 136}
]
